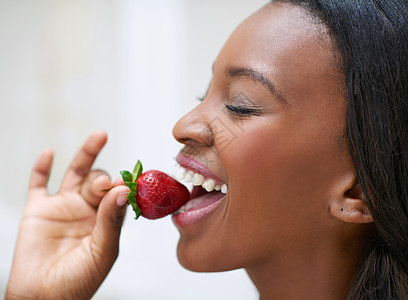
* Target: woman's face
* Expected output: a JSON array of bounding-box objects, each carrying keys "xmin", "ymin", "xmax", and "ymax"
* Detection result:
[{"xmin": 172, "ymin": 2, "xmax": 351, "ymax": 272}]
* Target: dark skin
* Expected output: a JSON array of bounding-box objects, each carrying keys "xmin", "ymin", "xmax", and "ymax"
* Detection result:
[
  {"xmin": 6, "ymin": 131, "xmax": 130, "ymax": 300},
  {"xmin": 7, "ymin": 3, "xmax": 373, "ymax": 300},
  {"xmin": 172, "ymin": 3, "xmax": 373, "ymax": 299}
]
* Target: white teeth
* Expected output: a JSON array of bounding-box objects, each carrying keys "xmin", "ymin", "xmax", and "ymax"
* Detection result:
[
  {"xmin": 202, "ymin": 179, "xmax": 216, "ymax": 192},
  {"xmin": 174, "ymin": 166, "xmax": 187, "ymax": 181},
  {"xmin": 192, "ymin": 173, "xmax": 205, "ymax": 186},
  {"xmin": 184, "ymin": 170, "xmax": 194, "ymax": 183},
  {"xmin": 177, "ymin": 207, "xmax": 186, "ymax": 213},
  {"xmin": 173, "ymin": 164, "xmax": 228, "ymax": 194}
]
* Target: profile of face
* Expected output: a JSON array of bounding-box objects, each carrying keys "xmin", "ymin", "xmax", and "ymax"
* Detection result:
[{"xmin": 172, "ymin": 2, "xmax": 372, "ymax": 277}]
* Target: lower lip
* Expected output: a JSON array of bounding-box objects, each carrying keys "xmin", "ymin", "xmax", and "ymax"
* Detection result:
[{"xmin": 172, "ymin": 191, "xmax": 225, "ymax": 228}]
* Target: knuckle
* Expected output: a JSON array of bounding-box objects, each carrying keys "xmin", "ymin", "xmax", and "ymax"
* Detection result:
[{"xmin": 91, "ymin": 169, "xmax": 110, "ymax": 178}]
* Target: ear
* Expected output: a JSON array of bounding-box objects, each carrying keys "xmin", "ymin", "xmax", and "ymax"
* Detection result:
[{"xmin": 329, "ymin": 173, "xmax": 373, "ymax": 224}]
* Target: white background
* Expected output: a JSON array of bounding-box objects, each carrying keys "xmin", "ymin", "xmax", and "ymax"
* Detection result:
[{"xmin": 0, "ymin": 0, "xmax": 268, "ymax": 299}]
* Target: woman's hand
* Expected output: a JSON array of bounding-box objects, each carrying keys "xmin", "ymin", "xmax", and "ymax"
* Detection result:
[{"xmin": 6, "ymin": 131, "xmax": 130, "ymax": 300}]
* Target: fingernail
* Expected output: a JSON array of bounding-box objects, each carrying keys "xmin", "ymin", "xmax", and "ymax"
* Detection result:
[{"xmin": 116, "ymin": 192, "xmax": 129, "ymax": 206}]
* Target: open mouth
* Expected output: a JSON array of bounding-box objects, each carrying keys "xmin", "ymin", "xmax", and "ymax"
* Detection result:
[
  {"xmin": 173, "ymin": 164, "xmax": 228, "ymax": 194},
  {"xmin": 172, "ymin": 161, "xmax": 227, "ymax": 227}
]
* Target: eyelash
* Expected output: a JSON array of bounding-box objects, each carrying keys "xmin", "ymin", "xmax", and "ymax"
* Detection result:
[
  {"xmin": 197, "ymin": 94, "xmax": 262, "ymax": 117},
  {"xmin": 224, "ymin": 103, "xmax": 260, "ymax": 116}
]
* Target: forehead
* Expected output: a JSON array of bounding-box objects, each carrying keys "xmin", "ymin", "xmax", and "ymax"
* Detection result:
[{"xmin": 214, "ymin": 2, "xmax": 340, "ymax": 98}]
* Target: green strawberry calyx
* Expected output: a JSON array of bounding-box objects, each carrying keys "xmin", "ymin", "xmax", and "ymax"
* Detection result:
[{"xmin": 120, "ymin": 160, "xmax": 143, "ymax": 219}]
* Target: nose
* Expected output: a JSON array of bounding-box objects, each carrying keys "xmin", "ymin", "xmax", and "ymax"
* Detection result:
[{"xmin": 172, "ymin": 101, "xmax": 214, "ymax": 147}]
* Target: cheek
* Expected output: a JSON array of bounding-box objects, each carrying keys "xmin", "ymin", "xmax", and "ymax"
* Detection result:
[
  {"xmin": 225, "ymin": 120, "xmax": 337, "ymax": 198},
  {"xmin": 220, "ymin": 117, "xmax": 346, "ymax": 251}
]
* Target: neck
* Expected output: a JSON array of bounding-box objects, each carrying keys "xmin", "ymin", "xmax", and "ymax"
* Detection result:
[{"xmin": 246, "ymin": 235, "xmax": 367, "ymax": 300}]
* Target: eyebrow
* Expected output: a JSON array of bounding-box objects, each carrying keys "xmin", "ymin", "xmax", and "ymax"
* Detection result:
[{"xmin": 226, "ymin": 66, "xmax": 289, "ymax": 106}]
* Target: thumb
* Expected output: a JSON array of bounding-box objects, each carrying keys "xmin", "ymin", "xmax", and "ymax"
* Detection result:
[{"xmin": 91, "ymin": 186, "xmax": 130, "ymax": 265}]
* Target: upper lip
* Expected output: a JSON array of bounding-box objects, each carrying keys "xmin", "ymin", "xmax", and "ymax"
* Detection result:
[{"xmin": 176, "ymin": 153, "xmax": 225, "ymax": 186}]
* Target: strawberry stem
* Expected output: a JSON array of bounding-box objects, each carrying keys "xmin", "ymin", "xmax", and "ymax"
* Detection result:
[
  {"xmin": 127, "ymin": 192, "xmax": 141, "ymax": 219},
  {"xmin": 132, "ymin": 160, "xmax": 143, "ymax": 182},
  {"xmin": 120, "ymin": 171, "xmax": 132, "ymax": 183},
  {"xmin": 120, "ymin": 160, "xmax": 144, "ymax": 219}
]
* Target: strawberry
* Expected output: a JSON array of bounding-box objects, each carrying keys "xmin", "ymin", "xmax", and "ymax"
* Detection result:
[{"xmin": 120, "ymin": 160, "xmax": 190, "ymax": 219}]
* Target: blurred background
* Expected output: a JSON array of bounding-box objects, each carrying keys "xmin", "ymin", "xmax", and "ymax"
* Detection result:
[{"xmin": 0, "ymin": 0, "xmax": 267, "ymax": 299}]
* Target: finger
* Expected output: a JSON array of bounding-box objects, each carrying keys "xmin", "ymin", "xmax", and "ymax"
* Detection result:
[
  {"xmin": 28, "ymin": 148, "xmax": 54, "ymax": 197},
  {"xmin": 113, "ymin": 176, "xmax": 125, "ymax": 187},
  {"xmin": 80, "ymin": 171, "xmax": 113, "ymax": 208},
  {"xmin": 60, "ymin": 130, "xmax": 108, "ymax": 192},
  {"xmin": 92, "ymin": 174, "xmax": 113, "ymax": 197},
  {"xmin": 91, "ymin": 186, "xmax": 130, "ymax": 263}
]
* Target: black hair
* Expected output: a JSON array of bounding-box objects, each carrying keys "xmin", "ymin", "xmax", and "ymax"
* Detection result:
[{"xmin": 275, "ymin": 0, "xmax": 408, "ymax": 299}]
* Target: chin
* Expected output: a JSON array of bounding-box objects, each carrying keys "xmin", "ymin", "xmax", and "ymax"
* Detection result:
[{"xmin": 176, "ymin": 237, "xmax": 241, "ymax": 273}]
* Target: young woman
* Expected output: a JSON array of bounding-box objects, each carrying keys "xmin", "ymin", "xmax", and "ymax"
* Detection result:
[{"xmin": 6, "ymin": 1, "xmax": 408, "ymax": 299}]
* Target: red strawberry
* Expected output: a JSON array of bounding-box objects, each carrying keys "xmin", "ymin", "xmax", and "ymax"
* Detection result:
[{"xmin": 120, "ymin": 161, "xmax": 190, "ymax": 219}]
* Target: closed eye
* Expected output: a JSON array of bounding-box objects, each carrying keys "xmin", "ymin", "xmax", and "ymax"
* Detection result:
[{"xmin": 224, "ymin": 103, "xmax": 263, "ymax": 117}]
